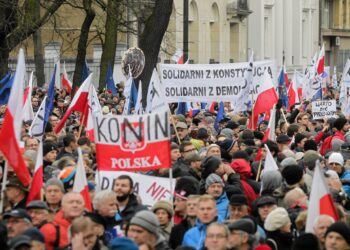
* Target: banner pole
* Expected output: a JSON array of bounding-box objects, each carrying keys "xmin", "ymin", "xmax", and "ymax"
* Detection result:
[
  {"xmin": 256, "ymin": 160, "xmax": 262, "ymax": 182},
  {"xmin": 0, "ymin": 161, "xmax": 9, "ymax": 214},
  {"xmin": 169, "ymin": 167, "xmax": 174, "ymax": 226},
  {"xmin": 171, "ymin": 115, "xmax": 181, "ymax": 144}
]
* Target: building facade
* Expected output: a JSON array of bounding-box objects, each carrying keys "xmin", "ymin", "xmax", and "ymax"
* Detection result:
[{"xmin": 248, "ymin": 0, "xmax": 319, "ymax": 73}]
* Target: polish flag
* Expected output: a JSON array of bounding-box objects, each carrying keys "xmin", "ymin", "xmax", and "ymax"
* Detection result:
[
  {"xmin": 172, "ymin": 50, "xmax": 184, "ymax": 64},
  {"xmin": 22, "ymin": 72, "xmax": 35, "ymax": 121},
  {"xmin": 61, "ymin": 62, "xmax": 72, "ymax": 94},
  {"xmin": 262, "ymin": 144, "xmax": 279, "ymax": 174},
  {"xmin": 262, "ymin": 105, "xmax": 276, "ymax": 142},
  {"xmin": 26, "ymin": 141, "xmax": 43, "ymax": 204},
  {"xmin": 306, "ymin": 163, "xmax": 339, "ymax": 233},
  {"xmin": 86, "ymin": 85, "xmax": 101, "ymax": 142},
  {"xmin": 316, "ymin": 44, "xmax": 325, "ymax": 75},
  {"xmin": 249, "ymin": 71, "xmax": 278, "ymax": 130},
  {"xmin": 0, "ymin": 49, "xmax": 31, "ymax": 186},
  {"xmin": 73, "ymin": 148, "xmax": 92, "ymax": 211},
  {"xmin": 54, "ymin": 74, "xmax": 92, "ymax": 134},
  {"xmin": 288, "ymin": 72, "xmax": 300, "ymax": 111}
]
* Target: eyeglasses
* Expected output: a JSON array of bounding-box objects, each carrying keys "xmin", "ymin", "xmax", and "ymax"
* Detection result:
[
  {"xmin": 207, "ymin": 234, "xmax": 227, "ymax": 239},
  {"xmin": 184, "ymin": 148, "xmax": 196, "ymax": 153}
]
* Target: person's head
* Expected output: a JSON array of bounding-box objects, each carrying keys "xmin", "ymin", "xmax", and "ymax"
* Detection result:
[
  {"xmin": 44, "ymin": 178, "xmax": 65, "ymax": 206},
  {"xmin": 26, "ymin": 201, "xmax": 49, "ymax": 227},
  {"xmin": 205, "ymin": 173, "xmax": 224, "ymax": 199},
  {"xmin": 70, "ymin": 217, "xmax": 97, "ymax": 250},
  {"xmin": 313, "ymin": 215, "xmax": 335, "ymax": 245},
  {"xmin": 151, "ymin": 200, "xmax": 173, "ymax": 226},
  {"xmin": 281, "ymin": 164, "xmax": 304, "ymax": 187},
  {"xmin": 128, "ymin": 210, "xmax": 160, "ymax": 246},
  {"xmin": 334, "ymin": 117, "xmax": 349, "ymax": 133},
  {"xmin": 297, "ymin": 112, "xmax": 310, "ymax": 126},
  {"xmin": 264, "ymin": 207, "xmax": 291, "ymax": 233},
  {"xmin": 201, "ymin": 156, "xmax": 224, "ymax": 179},
  {"xmin": 186, "ymin": 195, "xmax": 200, "ymax": 217},
  {"xmin": 5, "ymin": 176, "xmax": 27, "ymax": 204},
  {"xmin": 303, "ymin": 150, "xmax": 322, "ymax": 171},
  {"xmin": 43, "ymin": 140, "xmax": 58, "ymax": 163},
  {"xmin": 4, "ymin": 209, "xmax": 32, "ymax": 238},
  {"xmin": 49, "ymin": 115, "xmax": 59, "ymax": 128},
  {"xmin": 227, "ymin": 218, "xmax": 256, "ymax": 249},
  {"xmin": 175, "ymin": 122, "xmax": 189, "ymax": 140},
  {"xmin": 206, "ymin": 144, "xmax": 221, "ymax": 158},
  {"xmin": 256, "ymin": 196, "xmax": 277, "ymax": 222},
  {"xmin": 283, "ymin": 187, "xmax": 308, "ymax": 209},
  {"xmin": 325, "ymin": 222, "xmax": 350, "ymax": 250},
  {"xmin": 63, "ymin": 133, "xmax": 78, "ymax": 150},
  {"xmin": 170, "ymin": 142, "xmax": 181, "ymax": 163},
  {"xmin": 229, "ymin": 194, "xmax": 249, "ymax": 221},
  {"xmin": 113, "ymin": 175, "xmax": 133, "ymax": 202},
  {"xmin": 294, "ymin": 133, "xmax": 307, "ymax": 150},
  {"xmin": 180, "ymin": 141, "xmax": 197, "ymax": 158},
  {"xmin": 25, "ymin": 137, "xmax": 39, "ymax": 151},
  {"xmin": 328, "ymin": 152, "xmax": 345, "ymax": 175},
  {"xmin": 276, "ymin": 134, "xmax": 291, "ymax": 152},
  {"xmin": 61, "ymin": 192, "xmax": 85, "ymax": 221},
  {"xmin": 93, "ymin": 190, "xmax": 117, "ymax": 218},
  {"xmin": 197, "ymin": 195, "xmax": 217, "ymax": 224},
  {"xmin": 204, "ymin": 223, "xmax": 230, "ymax": 250}
]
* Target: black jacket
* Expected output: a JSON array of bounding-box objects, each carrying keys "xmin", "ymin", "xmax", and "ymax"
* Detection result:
[
  {"xmin": 266, "ymin": 230, "xmax": 293, "ymax": 250},
  {"xmin": 117, "ymin": 193, "xmax": 147, "ymax": 228},
  {"xmin": 169, "ymin": 217, "xmax": 193, "ymax": 249}
]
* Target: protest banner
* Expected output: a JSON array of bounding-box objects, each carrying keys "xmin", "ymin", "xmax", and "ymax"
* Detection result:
[
  {"xmin": 97, "ymin": 171, "xmax": 175, "ymax": 208},
  {"xmin": 160, "ymin": 60, "xmax": 276, "ymax": 103},
  {"xmin": 93, "ymin": 110, "xmax": 171, "ymax": 171},
  {"xmin": 312, "ymin": 100, "xmax": 336, "ymax": 120}
]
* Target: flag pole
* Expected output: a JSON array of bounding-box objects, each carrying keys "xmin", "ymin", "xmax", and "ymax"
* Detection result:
[
  {"xmin": 0, "ymin": 161, "xmax": 9, "ymax": 214},
  {"xmin": 171, "ymin": 115, "xmax": 182, "ymax": 144},
  {"xmin": 256, "ymin": 160, "xmax": 262, "ymax": 182}
]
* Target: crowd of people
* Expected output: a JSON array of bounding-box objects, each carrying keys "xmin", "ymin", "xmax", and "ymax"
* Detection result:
[{"xmin": 1, "ymin": 85, "xmax": 350, "ymax": 250}]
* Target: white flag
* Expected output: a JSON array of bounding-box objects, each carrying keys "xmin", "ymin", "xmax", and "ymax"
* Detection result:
[
  {"xmin": 135, "ymin": 81, "xmax": 143, "ymax": 114},
  {"xmin": 145, "ymin": 69, "xmax": 169, "ymax": 113},
  {"xmin": 29, "ymin": 96, "xmax": 47, "ymax": 141},
  {"xmin": 262, "ymin": 144, "xmax": 279, "ymax": 174},
  {"xmin": 22, "ymin": 72, "xmax": 35, "ymax": 122},
  {"xmin": 340, "ymin": 59, "xmax": 350, "ymax": 115}
]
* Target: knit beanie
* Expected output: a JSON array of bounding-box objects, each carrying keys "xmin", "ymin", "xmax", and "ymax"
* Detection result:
[
  {"xmin": 218, "ymin": 139, "xmax": 235, "ymax": 153},
  {"xmin": 292, "ymin": 233, "xmax": 320, "ymax": 250},
  {"xmin": 325, "ymin": 222, "xmax": 350, "ymax": 245},
  {"xmin": 130, "ymin": 210, "xmax": 160, "ymax": 236},
  {"xmin": 264, "ymin": 207, "xmax": 291, "ymax": 232},
  {"xmin": 109, "ymin": 237, "xmax": 138, "ymax": 250},
  {"xmin": 43, "ymin": 141, "xmax": 58, "ymax": 156},
  {"xmin": 281, "ymin": 164, "xmax": 304, "ymax": 186},
  {"xmin": 44, "ymin": 178, "xmax": 65, "ymax": 193},
  {"xmin": 151, "ymin": 200, "xmax": 174, "ymax": 218},
  {"xmin": 334, "ymin": 117, "xmax": 348, "ymax": 131},
  {"xmin": 220, "ymin": 128, "xmax": 234, "ymax": 139},
  {"xmin": 328, "ymin": 152, "xmax": 344, "ymax": 166},
  {"xmin": 280, "ymin": 157, "xmax": 298, "ymax": 168},
  {"xmin": 175, "ymin": 176, "xmax": 199, "ymax": 199},
  {"xmin": 205, "ymin": 173, "xmax": 224, "ymax": 189},
  {"xmin": 303, "ymin": 150, "xmax": 322, "ymax": 171},
  {"xmin": 201, "ymin": 156, "xmax": 222, "ymax": 179}
]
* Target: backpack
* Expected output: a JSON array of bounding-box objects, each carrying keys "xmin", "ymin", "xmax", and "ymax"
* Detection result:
[{"xmin": 48, "ymin": 223, "xmax": 69, "ymax": 250}]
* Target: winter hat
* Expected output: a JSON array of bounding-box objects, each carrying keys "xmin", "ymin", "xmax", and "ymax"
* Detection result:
[
  {"xmin": 220, "ymin": 128, "xmax": 234, "ymax": 139},
  {"xmin": 218, "ymin": 139, "xmax": 235, "ymax": 153},
  {"xmin": 151, "ymin": 200, "xmax": 174, "ymax": 218},
  {"xmin": 175, "ymin": 176, "xmax": 199, "ymax": 199},
  {"xmin": 276, "ymin": 134, "xmax": 290, "ymax": 144},
  {"xmin": 281, "ymin": 165, "xmax": 304, "ymax": 186},
  {"xmin": 325, "ymin": 222, "xmax": 350, "ymax": 245},
  {"xmin": 230, "ymin": 159, "xmax": 252, "ymax": 180},
  {"xmin": 130, "ymin": 210, "xmax": 160, "ymax": 236},
  {"xmin": 207, "ymin": 144, "xmax": 220, "ymax": 152},
  {"xmin": 23, "ymin": 228, "xmax": 45, "ymax": 243},
  {"xmin": 334, "ymin": 117, "xmax": 348, "ymax": 131},
  {"xmin": 109, "ymin": 237, "xmax": 138, "ymax": 250},
  {"xmin": 303, "ymin": 150, "xmax": 322, "ymax": 170},
  {"xmin": 280, "ymin": 157, "xmax": 298, "ymax": 168},
  {"xmin": 58, "ymin": 167, "xmax": 76, "ymax": 191},
  {"xmin": 226, "ymin": 121, "xmax": 240, "ymax": 130},
  {"xmin": 43, "ymin": 141, "xmax": 58, "ymax": 156},
  {"xmin": 197, "ymin": 128, "xmax": 209, "ymax": 140},
  {"xmin": 205, "ymin": 173, "xmax": 224, "ymax": 189},
  {"xmin": 201, "ymin": 156, "xmax": 222, "ymax": 179},
  {"xmin": 44, "ymin": 178, "xmax": 65, "ymax": 193},
  {"xmin": 229, "ymin": 194, "xmax": 248, "ymax": 206},
  {"xmin": 264, "ymin": 207, "xmax": 291, "ymax": 232},
  {"xmin": 328, "ymin": 152, "xmax": 344, "ymax": 166},
  {"xmin": 228, "ymin": 218, "xmax": 256, "ymax": 234},
  {"xmin": 292, "ymin": 233, "xmax": 320, "ymax": 250}
]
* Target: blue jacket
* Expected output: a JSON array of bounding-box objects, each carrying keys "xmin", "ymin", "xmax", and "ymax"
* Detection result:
[
  {"xmin": 182, "ymin": 216, "xmax": 224, "ymax": 250},
  {"xmin": 216, "ymin": 192, "xmax": 229, "ymax": 219},
  {"xmin": 340, "ymin": 169, "xmax": 350, "ymax": 197}
]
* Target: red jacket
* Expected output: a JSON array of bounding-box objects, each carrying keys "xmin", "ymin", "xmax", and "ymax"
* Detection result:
[{"xmin": 40, "ymin": 210, "xmax": 71, "ymax": 250}]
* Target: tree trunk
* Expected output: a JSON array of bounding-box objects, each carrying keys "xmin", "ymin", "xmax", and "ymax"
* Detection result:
[
  {"xmin": 99, "ymin": 0, "xmax": 120, "ymax": 90},
  {"xmin": 33, "ymin": 0, "xmax": 45, "ymax": 87},
  {"xmin": 0, "ymin": 47, "xmax": 10, "ymax": 77},
  {"xmin": 72, "ymin": 3, "xmax": 95, "ymax": 94},
  {"xmin": 137, "ymin": 0, "xmax": 173, "ymax": 107}
]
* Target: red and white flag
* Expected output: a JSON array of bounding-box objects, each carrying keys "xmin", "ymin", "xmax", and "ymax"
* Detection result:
[
  {"xmin": 316, "ymin": 44, "xmax": 325, "ymax": 75},
  {"xmin": 54, "ymin": 74, "xmax": 92, "ymax": 134},
  {"xmin": 22, "ymin": 72, "xmax": 35, "ymax": 122},
  {"xmin": 55, "ymin": 57, "xmax": 61, "ymax": 90},
  {"xmin": 73, "ymin": 148, "xmax": 92, "ymax": 211},
  {"xmin": 288, "ymin": 71, "xmax": 300, "ymax": 111},
  {"xmin": 86, "ymin": 85, "xmax": 101, "ymax": 142},
  {"xmin": 249, "ymin": 70, "xmax": 278, "ymax": 130},
  {"xmin": 26, "ymin": 141, "xmax": 43, "ymax": 204},
  {"xmin": 0, "ymin": 49, "xmax": 31, "ymax": 186},
  {"xmin": 262, "ymin": 105, "xmax": 276, "ymax": 142},
  {"xmin": 262, "ymin": 144, "xmax": 279, "ymax": 174},
  {"xmin": 305, "ymin": 163, "xmax": 338, "ymax": 233},
  {"xmin": 61, "ymin": 62, "xmax": 72, "ymax": 94},
  {"xmin": 172, "ymin": 50, "xmax": 184, "ymax": 64}
]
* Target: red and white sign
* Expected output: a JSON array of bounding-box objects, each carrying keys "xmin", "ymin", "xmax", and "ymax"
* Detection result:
[{"xmin": 94, "ymin": 110, "xmax": 171, "ymax": 171}]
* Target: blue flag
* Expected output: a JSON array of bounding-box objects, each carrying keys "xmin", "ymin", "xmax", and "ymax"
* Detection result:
[
  {"xmin": 44, "ymin": 64, "xmax": 57, "ymax": 124},
  {"xmin": 278, "ymin": 68, "xmax": 288, "ymax": 108},
  {"xmin": 106, "ymin": 63, "xmax": 117, "ymax": 96},
  {"xmin": 312, "ymin": 86, "xmax": 323, "ymax": 101},
  {"xmin": 0, "ymin": 73, "xmax": 13, "ymax": 105},
  {"xmin": 176, "ymin": 102, "xmax": 188, "ymax": 115},
  {"xmin": 214, "ymin": 101, "xmax": 224, "ymax": 132},
  {"xmin": 126, "ymin": 79, "xmax": 138, "ymax": 114},
  {"xmin": 82, "ymin": 60, "xmax": 90, "ymax": 82}
]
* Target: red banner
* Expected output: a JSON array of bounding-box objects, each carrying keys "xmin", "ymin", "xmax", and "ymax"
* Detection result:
[{"xmin": 94, "ymin": 111, "xmax": 171, "ymax": 171}]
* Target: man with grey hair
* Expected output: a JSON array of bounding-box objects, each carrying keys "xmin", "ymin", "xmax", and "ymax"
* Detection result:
[
  {"xmin": 204, "ymin": 223, "xmax": 230, "ymax": 250},
  {"xmin": 312, "ymin": 215, "xmax": 335, "ymax": 248},
  {"xmin": 93, "ymin": 190, "xmax": 118, "ymax": 228},
  {"xmin": 44, "ymin": 178, "xmax": 65, "ymax": 214}
]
